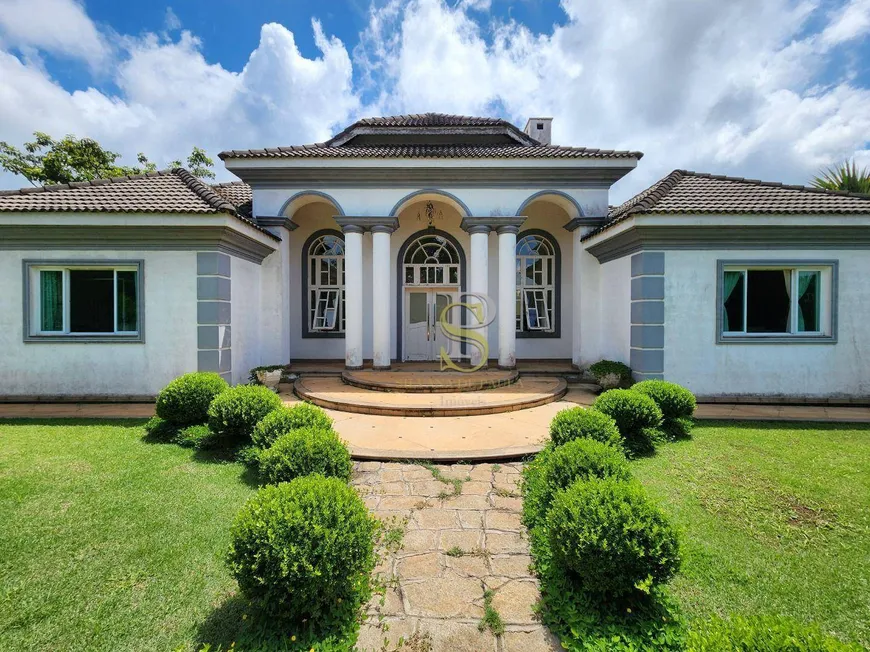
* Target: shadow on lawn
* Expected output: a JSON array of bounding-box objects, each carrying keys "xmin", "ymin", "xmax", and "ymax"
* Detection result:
[{"xmin": 696, "ymin": 419, "xmax": 870, "ymax": 431}]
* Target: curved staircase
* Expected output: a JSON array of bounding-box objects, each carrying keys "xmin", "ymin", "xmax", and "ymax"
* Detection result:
[{"xmin": 294, "ymin": 370, "xmax": 567, "ymax": 417}]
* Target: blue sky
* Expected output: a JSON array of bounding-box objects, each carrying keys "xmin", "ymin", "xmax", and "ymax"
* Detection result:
[{"xmin": 0, "ymin": 0, "xmax": 868, "ymax": 200}]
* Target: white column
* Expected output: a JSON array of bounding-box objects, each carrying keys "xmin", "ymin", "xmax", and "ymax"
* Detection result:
[
  {"xmin": 468, "ymin": 226, "xmax": 491, "ymax": 368},
  {"xmin": 371, "ymin": 226, "xmax": 393, "ymax": 369},
  {"xmin": 497, "ymin": 225, "xmax": 519, "ymax": 369},
  {"xmin": 572, "ymin": 226, "xmax": 583, "ymax": 368},
  {"xmin": 342, "ymin": 225, "xmax": 364, "ymax": 369}
]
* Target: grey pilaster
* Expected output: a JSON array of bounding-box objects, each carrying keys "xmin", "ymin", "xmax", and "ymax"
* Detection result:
[
  {"xmin": 629, "ymin": 251, "xmax": 665, "ymax": 381},
  {"xmin": 197, "ymin": 252, "xmax": 232, "ymax": 382}
]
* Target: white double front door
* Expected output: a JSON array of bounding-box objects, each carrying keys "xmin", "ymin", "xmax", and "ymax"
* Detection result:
[{"xmin": 404, "ymin": 288, "xmax": 460, "ymax": 361}]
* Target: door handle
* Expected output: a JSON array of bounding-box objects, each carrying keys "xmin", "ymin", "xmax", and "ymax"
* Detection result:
[{"xmin": 426, "ymin": 304, "xmax": 431, "ymax": 341}]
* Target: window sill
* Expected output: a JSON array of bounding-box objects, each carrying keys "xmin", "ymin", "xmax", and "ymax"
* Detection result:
[
  {"xmin": 717, "ymin": 334, "xmax": 836, "ymax": 345},
  {"xmin": 302, "ymin": 331, "xmax": 345, "ymax": 339},
  {"xmin": 24, "ymin": 334, "xmax": 144, "ymax": 343},
  {"xmin": 517, "ymin": 331, "xmax": 560, "ymax": 339}
]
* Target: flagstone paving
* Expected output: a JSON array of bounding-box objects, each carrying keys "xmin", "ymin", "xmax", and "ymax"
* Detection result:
[{"xmin": 352, "ymin": 461, "xmax": 560, "ymax": 652}]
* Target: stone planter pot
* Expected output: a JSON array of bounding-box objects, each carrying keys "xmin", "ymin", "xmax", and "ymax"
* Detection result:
[{"xmin": 256, "ymin": 369, "xmax": 283, "ymax": 391}]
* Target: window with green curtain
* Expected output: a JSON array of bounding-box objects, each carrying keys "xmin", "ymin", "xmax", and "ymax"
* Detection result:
[
  {"xmin": 39, "ymin": 270, "xmax": 63, "ymax": 331},
  {"xmin": 116, "ymin": 270, "xmax": 138, "ymax": 332},
  {"xmin": 722, "ymin": 270, "xmax": 744, "ymax": 331},
  {"xmin": 797, "ymin": 271, "xmax": 820, "ymax": 332}
]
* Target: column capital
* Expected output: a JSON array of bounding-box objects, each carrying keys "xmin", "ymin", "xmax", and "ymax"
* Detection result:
[
  {"xmin": 461, "ymin": 216, "xmax": 525, "ymax": 234},
  {"xmin": 563, "ymin": 216, "xmax": 606, "ymax": 232},
  {"xmin": 335, "ymin": 216, "xmax": 399, "ymax": 234}
]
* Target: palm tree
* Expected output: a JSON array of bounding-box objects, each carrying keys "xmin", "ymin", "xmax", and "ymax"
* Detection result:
[{"xmin": 811, "ymin": 160, "xmax": 870, "ymax": 194}]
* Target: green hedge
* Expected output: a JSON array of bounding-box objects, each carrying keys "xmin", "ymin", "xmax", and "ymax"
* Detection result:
[
  {"xmin": 548, "ymin": 477, "xmax": 681, "ymax": 597},
  {"xmin": 633, "ymin": 380, "xmax": 696, "ymax": 440},
  {"xmin": 549, "ymin": 407, "xmax": 622, "ymax": 448},
  {"xmin": 522, "ymin": 438, "xmax": 631, "ymax": 531},
  {"xmin": 592, "ymin": 389, "xmax": 663, "ymax": 455},
  {"xmin": 251, "ymin": 403, "xmax": 333, "ymax": 449},
  {"xmin": 155, "ymin": 372, "xmax": 228, "ymax": 425},
  {"xmin": 259, "ymin": 427, "xmax": 353, "ymax": 484},
  {"xmin": 207, "ymin": 385, "xmax": 283, "ymax": 443},
  {"xmin": 226, "ymin": 476, "xmax": 376, "ymax": 633}
]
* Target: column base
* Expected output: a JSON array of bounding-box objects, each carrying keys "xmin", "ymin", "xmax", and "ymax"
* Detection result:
[
  {"xmin": 372, "ymin": 364, "xmax": 392, "ymax": 371},
  {"xmin": 497, "ymin": 364, "xmax": 517, "ymax": 371},
  {"xmin": 345, "ymin": 364, "xmax": 364, "ymax": 371}
]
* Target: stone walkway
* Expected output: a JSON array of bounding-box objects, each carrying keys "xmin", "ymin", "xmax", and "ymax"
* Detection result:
[{"xmin": 352, "ymin": 461, "xmax": 559, "ymax": 652}]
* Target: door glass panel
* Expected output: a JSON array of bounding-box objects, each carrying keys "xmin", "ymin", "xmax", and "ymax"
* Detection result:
[
  {"xmin": 435, "ymin": 293, "xmax": 450, "ymax": 325},
  {"xmin": 409, "ymin": 292, "xmax": 428, "ymax": 324}
]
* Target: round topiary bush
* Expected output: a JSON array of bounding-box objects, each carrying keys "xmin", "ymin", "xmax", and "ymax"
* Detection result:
[
  {"xmin": 259, "ymin": 427, "xmax": 352, "ymax": 484},
  {"xmin": 227, "ymin": 476, "xmax": 377, "ymax": 631},
  {"xmin": 548, "ymin": 477, "xmax": 681, "ymax": 596},
  {"xmin": 207, "ymin": 385, "xmax": 283, "ymax": 443},
  {"xmin": 251, "ymin": 402, "xmax": 334, "ymax": 449},
  {"xmin": 549, "ymin": 407, "xmax": 622, "ymax": 448},
  {"xmin": 591, "ymin": 389, "xmax": 663, "ymax": 454},
  {"xmin": 523, "ymin": 438, "xmax": 631, "ymax": 530},
  {"xmin": 588, "ymin": 360, "xmax": 633, "ymax": 389},
  {"xmin": 155, "ymin": 372, "xmax": 228, "ymax": 425},
  {"xmin": 632, "ymin": 380, "xmax": 696, "ymax": 440}
]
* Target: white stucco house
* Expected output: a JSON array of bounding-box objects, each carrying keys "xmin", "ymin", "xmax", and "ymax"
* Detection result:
[{"xmin": 1, "ymin": 113, "xmax": 869, "ymax": 401}]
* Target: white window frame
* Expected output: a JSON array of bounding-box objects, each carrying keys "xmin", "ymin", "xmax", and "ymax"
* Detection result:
[
  {"xmin": 522, "ymin": 289, "xmax": 552, "ymax": 331},
  {"xmin": 24, "ymin": 260, "xmax": 144, "ymax": 343},
  {"xmin": 516, "ymin": 233, "xmax": 556, "ymax": 335},
  {"xmin": 403, "ymin": 235, "xmax": 460, "ymax": 287},
  {"xmin": 307, "ymin": 234, "xmax": 345, "ymax": 334},
  {"xmin": 717, "ymin": 260, "xmax": 837, "ymax": 344}
]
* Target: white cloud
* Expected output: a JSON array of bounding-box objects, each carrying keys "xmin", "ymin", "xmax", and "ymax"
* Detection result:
[
  {"xmin": 0, "ymin": 0, "xmax": 868, "ymax": 199},
  {"xmin": 0, "ymin": 0, "xmax": 109, "ymax": 65},
  {"xmin": 353, "ymin": 0, "xmax": 870, "ymax": 199},
  {"xmin": 164, "ymin": 7, "xmax": 182, "ymax": 32},
  {"xmin": 0, "ymin": 19, "xmax": 359, "ymax": 185}
]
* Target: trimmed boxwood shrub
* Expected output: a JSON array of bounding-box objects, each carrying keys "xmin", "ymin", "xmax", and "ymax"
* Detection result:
[
  {"xmin": 522, "ymin": 438, "xmax": 631, "ymax": 530},
  {"xmin": 155, "ymin": 372, "xmax": 228, "ymax": 425},
  {"xmin": 259, "ymin": 427, "xmax": 352, "ymax": 484},
  {"xmin": 549, "ymin": 407, "xmax": 622, "ymax": 448},
  {"xmin": 227, "ymin": 476, "xmax": 377, "ymax": 632},
  {"xmin": 588, "ymin": 360, "xmax": 633, "ymax": 389},
  {"xmin": 633, "ymin": 380, "xmax": 696, "ymax": 440},
  {"xmin": 592, "ymin": 389, "xmax": 663, "ymax": 455},
  {"xmin": 548, "ymin": 477, "xmax": 680, "ymax": 597},
  {"xmin": 686, "ymin": 615, "xmax": 862, "ymax": 651},
  {"xmin": 251, "ymin": 402, "xmax": 333, "ymax": 449},
  {"xmin": 207, "ymin": 385, "xmax": 282, "ymax": 443}
]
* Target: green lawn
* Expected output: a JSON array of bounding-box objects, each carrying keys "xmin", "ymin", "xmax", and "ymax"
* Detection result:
[
  {"xmin": 1, "ymin": 419, "xmax": 868, "ymax": 650},
  {"xmin": 0, "ymin": 419, "xmax": 255, "ymax": 651},
  {"xmin": 631, "ymin": 421, "xmax": 870, "ymax": 647}
]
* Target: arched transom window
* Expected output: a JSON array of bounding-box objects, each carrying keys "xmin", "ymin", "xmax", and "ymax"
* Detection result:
[
  {"xmin": 516, "ymin": 232, "xmax": 557, "ymax": 333},
  {"xmin": 307, "ymin": 232, "xmax": 345, "ymax": 333},
  {"xmin": 403, "ymin": 235, "xmax": 460, "ymax": 286}
]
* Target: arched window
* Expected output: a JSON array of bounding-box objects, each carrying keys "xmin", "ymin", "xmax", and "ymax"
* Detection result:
[
  {"xmin": 305, "ymin": 231, "xmax": 345, "ymax": 334},
  {"xmin": 403, "ymin": 234, "xmax": 461, "ymax": 286},
  {"xmin": 516, "ymin": 231, "xmax": 559, "ymax": 335}
]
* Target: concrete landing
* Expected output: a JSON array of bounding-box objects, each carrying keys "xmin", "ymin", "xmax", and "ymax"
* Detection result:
[
  {"xmin": 342, "ymin": 369, "xmax": 519, "ymax": 393},
  {"xmin": 294, "ymin": 376, "xmax": 568, "ymax": 417}
]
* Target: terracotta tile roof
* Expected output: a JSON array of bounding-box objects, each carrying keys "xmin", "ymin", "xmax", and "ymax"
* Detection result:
[
  {"xmin": 0, "ymin": 169, "xmax": 276, "ymax": 238},
  {"xmin": 219, "ymin": 112, "xmax": 643, "ymax": 160},
  {"xmin": 350, "ymin": 113, "xmax": 510, "ymax": 128},
  {"xmin": 585, "ymin": 169, "xmax": 870, "ymax": 239},
  {"xmin": 210, "ymin": 180, "xmax": 252, "ymax": 218},
  {"xmin": 219, "ymin": 143, "xmax": 642, "ymax": 160}
]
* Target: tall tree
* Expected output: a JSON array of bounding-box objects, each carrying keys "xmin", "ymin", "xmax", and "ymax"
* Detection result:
[
  {"xmin": 0, "ymin": 132, "xmax": 215, "ymax": 186},
  {"xmin": 811, "ymin": 160, "xmax": 870, "ymax": 194}
]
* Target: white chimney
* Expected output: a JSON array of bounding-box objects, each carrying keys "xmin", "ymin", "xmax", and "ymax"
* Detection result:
[{"xmin": 524, "ymin": 117, "xmax": 552, "ymax": 145}]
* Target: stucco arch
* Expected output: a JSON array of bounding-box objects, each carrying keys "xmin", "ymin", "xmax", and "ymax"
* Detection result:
[
  {"xmin": 516, "ymin": 191, "xmax": 583, "ymax": 219},
  {"xmin": 389, "ymin": 189, "xmax": 471, "ymax": 218},
  {"xmin": 280, "ymin": 191, "xmax": 346, "ymax": 219}
]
